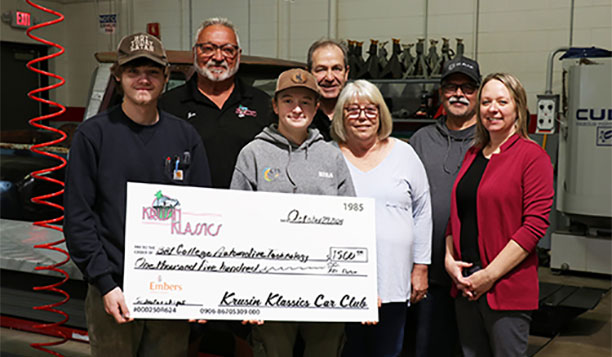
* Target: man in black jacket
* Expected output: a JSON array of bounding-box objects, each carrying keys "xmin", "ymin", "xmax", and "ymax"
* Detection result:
[
  {"xmin": 160, "ymin": 17, "xmax": 273, "ymax": 188},
  {"xmin": 64, "ymin": 33, "xmax": 211, "ymax": 356}
]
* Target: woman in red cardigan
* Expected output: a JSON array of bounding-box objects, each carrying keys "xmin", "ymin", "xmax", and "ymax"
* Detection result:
[{"xmin": 444, "ymin": 73, "xmax": 554, "ymax": 357}]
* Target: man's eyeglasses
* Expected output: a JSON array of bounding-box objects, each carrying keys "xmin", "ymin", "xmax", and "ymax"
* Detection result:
[
  {"xmin": 344, "ymin": 105, "xmax": 379, "ymax": 119},
  {"xmin": 195, "ymin": 43, "xmax": 240, "ymax": 58},
  {"xmin": 441, "ymin": 83, "xmax": 478, "ymax": 95}
]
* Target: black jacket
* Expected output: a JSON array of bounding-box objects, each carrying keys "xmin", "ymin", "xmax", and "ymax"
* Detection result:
[
  {"xmin": 159, "ymin": 76, "xmax": 274, "ymax": 188},
  {"xmin": 310, "ymin": 109, "xmax": 332, "ymax": 142},
  {"xmin": 64, "ymin": 106, "xmax": 211, "ymax": 294}
]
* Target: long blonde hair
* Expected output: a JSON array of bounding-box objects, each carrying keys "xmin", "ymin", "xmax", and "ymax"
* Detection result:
[{"xmin": 474, "ymin": 73, "xmax": 530, "ymax": 148}]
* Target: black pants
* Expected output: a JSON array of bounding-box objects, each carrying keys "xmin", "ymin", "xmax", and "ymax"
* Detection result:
[{"xmin": 455, "ymin": 296, "xmax": 531, "ymax": 357}]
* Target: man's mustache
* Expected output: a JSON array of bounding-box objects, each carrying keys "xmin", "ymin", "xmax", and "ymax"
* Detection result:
[
  {"xmin": 207, "ymin": 60, "xmax": 229, "ymax": 69},
  {"xmin": 449, "ymin": 96, "xmax": 470, "ymax": 105}
]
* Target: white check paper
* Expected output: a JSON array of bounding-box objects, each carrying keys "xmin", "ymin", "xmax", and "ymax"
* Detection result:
[{"xmin": 123, "ymin": 182, "xmax": 378, "ymax": 322}]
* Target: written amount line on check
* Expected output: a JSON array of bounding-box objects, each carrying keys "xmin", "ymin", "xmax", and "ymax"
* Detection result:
[{"xmin": 131, "ymin": 244, "xmax": 369, "ymax": 277}]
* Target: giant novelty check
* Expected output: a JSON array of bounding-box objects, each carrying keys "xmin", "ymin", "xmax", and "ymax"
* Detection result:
[{"xmin": 123, "ymin": 182, "xmax": 378, "ymax": 322}]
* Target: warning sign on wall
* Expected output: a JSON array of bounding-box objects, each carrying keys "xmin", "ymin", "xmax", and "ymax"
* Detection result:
[{"xmin": 99, "ymin": 14, "xmax": 117, "ymax": 34}]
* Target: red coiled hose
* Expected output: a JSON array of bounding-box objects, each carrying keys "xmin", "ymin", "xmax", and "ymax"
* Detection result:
[{"xmin": 25, "ymin": 1, "xmax": 70, "ymax": 355}]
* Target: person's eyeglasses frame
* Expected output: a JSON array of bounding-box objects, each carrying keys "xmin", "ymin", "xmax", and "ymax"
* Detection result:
[
  {"xmin": 194, "ymin": 42, "xmax": 240, "ymax": 59},
  {"xmin": 441, "ymin": 82, "xmax": 478, "ymax": 95},
  {"xmin": 344, "ymin": 105, "xmax": 379, "ymax": 120}
]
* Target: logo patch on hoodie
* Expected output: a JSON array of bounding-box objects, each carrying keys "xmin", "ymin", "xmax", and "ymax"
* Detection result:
[
  {"xmin": 262, "ymin": 167, "xmax": 281, "ymax": 182},
  {"xmin": 318, "ymin": 171, "xmax": 334, "ymax": 179}
]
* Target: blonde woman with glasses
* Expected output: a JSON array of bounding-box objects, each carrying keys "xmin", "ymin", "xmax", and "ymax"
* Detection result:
[{"xmin": 331, "ymin": 80, "xmax": 432, "ymax": 357}]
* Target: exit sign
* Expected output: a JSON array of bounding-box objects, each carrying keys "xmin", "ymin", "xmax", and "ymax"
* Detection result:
[{"xmin": 12, "ymin": 10, "xmax": 31, "ymax": 28}]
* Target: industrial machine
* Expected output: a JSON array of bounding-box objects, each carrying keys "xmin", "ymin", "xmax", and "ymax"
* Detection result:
[{"xmin": 544, "ymin": 48, "xmax": 612, "ymax": 275}]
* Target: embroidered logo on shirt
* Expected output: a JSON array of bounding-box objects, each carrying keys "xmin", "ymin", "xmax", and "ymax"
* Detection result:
[
  {"xmin": 235, "ymin": 105, "xmax": 257, "ymax": 118},
  {"xmin": 187, "ymin": 112, "xmax": 196, "ymax": 119},
  {"xmin": 318, "ymin": 171, "xmax": 334, "ymax": 179},
  {"xmin": 263, "ymin": 167, "xmax": 281, "ymax": 182}
]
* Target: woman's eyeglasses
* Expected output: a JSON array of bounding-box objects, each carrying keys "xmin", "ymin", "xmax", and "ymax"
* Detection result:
[{"xmin": 344, "ymin": 105, "xmax": 378, "ymax": 119}]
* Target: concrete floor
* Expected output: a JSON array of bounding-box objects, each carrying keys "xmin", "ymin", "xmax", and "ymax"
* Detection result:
[
  {"xmin": 527, "ymin": 268, "xmax": 611, "ymax": 357},
  {"xmin": 1, "ymin": 268, "xmax": 610, "ymax": 357},
  {"xmin": 0, "ymin": 330, "xmax": 91, "ymax": 357}
]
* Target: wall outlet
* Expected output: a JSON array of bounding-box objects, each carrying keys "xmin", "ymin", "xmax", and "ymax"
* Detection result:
[{"xmin": 536, "ymin": 95, "xmax": 559, "ymax": 134}]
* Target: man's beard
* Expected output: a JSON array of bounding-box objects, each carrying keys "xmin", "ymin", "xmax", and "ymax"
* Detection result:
[{"xmin": 194, "ymin": 55, "xmax": 240, "ymax": 82}]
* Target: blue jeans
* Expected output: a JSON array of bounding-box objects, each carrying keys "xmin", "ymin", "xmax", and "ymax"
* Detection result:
[{"xmin": 342, "ymin": 302, "xmax": 407, "ymax": 357}]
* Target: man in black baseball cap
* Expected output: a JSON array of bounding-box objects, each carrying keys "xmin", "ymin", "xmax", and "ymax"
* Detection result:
[
  {"xmin": 440, "ymin": 56, "xmax": 481, "ymax": 84},
  {"xmin": 408, "ymin": 54, "xmax": 481, "ymax": 357},
  {"xmin": 64, "ymin": 33, "xmax": 211, "ymax": 356}
]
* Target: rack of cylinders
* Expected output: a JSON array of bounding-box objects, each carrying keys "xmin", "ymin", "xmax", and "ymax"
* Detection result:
[{"xmin": 550, "ymin": 50, "xmax": 612, "ymax": 274}]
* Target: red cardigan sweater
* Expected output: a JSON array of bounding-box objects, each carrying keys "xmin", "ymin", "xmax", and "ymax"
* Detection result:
[{"xmin": 448, "ymin": 134, "xmax": 554, "ymax": 310}]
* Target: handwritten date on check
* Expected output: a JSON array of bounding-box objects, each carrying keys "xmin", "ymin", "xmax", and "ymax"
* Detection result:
[{"xmin": 123, "ymin": 182, "xmax": 378, "ymax": 322}]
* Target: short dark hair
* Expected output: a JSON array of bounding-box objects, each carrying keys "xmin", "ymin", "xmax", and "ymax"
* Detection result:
[{"xmin": 306, "ymin": 39, "xmax": 348, "ymax": 71}]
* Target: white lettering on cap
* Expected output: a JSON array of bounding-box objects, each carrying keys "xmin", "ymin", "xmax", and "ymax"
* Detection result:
[
  {"xmin": 449, "ymin": 62, "xmax": 474, "ymax": 70},
  {"xmin": 130, "ymin": 34, "xmax": 154, "ymax": 52}
]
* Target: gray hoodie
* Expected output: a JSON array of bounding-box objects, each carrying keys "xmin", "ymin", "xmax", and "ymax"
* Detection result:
[
  {"xmin": 231, "ymin": 124, "xmax": 355, "ymax": 197},
  {"xmin": 409, "ymin": 116, "xmax": 475, "ymax": 287}
]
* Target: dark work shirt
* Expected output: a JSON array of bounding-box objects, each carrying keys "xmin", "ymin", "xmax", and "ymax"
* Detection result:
[
  {"xmin": 159, "ymin": 75, "xmax": 274, "ymax": 188},
  {"xmin": 310, "ymin": 109, "xmax": 332, "ymax": 141},
  {"xmin": 456, "ymin": 150, "xmax": 488, "ymax": 266},
  {"xmin": 64, "ymin": 105, "xmax": 211, "ymax": 295}
]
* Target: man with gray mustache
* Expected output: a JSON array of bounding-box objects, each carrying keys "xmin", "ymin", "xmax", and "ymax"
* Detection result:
[
  {"xmin": 408, "ymin": 56, "xmax": 481, "ymax": 357},
  {"xmin": 160, "ymin": 17, "xmax": 273, "ymax": 189}
]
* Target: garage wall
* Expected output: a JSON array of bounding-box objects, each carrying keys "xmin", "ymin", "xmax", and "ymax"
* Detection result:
[
  {"xmin": 0, "ymin": 0, "xmax": 64, "ymax": 45},
  {"xmin": 1, "ymin": 0, "xmax": 65, "ymax": 103},
  {"xmin": 1, "ymin": 0, "xmax": 610, "ymax": 112},
  {"xmin": 476, "ymin": 0, "xmax": 611, "ymax": 110}
]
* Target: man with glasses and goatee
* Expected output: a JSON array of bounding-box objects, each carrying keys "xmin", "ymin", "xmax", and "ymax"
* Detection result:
[
  {"xmin": 161, "ymin": 17, "xmax": 273, "ymax": 189},
  {"xmin": 160, "ymin": 17, "xmax": 272, "ymax": 356},
  {"xmin": 408, "ymin": 56, "xmax": 482, "ymax": 357}
]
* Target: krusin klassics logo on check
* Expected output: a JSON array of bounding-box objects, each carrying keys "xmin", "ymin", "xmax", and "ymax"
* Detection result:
[{"xmin": 141, "ymin": 190, "xmax": 222, "ymax": 237}]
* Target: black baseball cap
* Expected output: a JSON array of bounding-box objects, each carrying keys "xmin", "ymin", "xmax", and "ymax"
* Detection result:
[{"xmin": 441, "ymin": 56, "xmax": 481, "ymax": 84}]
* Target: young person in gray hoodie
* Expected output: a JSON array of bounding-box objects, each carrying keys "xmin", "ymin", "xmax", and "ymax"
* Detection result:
[{"xmin": 230, "ymin": 68, "xmax": 355, "ymax": 357}]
